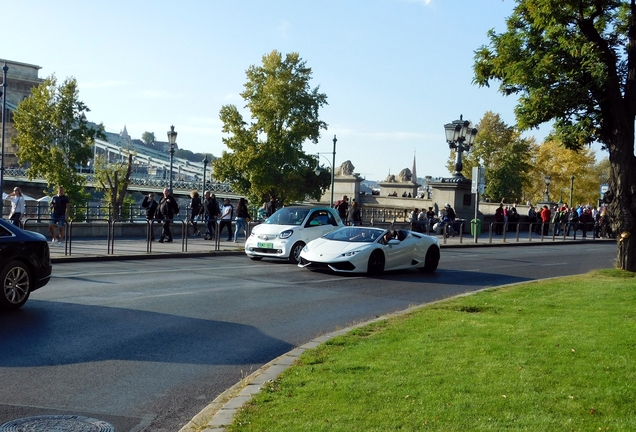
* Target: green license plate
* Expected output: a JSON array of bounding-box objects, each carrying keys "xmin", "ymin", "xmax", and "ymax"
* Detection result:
[{"xmin": 258, "ymin": 242, "xmax": 274, "ymax": 249}]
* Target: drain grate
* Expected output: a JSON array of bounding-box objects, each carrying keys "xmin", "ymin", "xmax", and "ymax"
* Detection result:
[{"xmin": 0, "ymin": 415, "xmax": 115, "ymax": 431}]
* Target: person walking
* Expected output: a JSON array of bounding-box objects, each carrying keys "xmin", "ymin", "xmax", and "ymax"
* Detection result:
[
  {"xmin": 347, "ymin": 201, "xmax": 362, "ymax": 226},
  {"xmin": 158, "ymin": 188, "xmax": 179, "ymax": 243},
  {"xmin": 265, "ymin": 195, "xmax": 277, "ymax": 217},
  {"xmin": 334, "ymin": 195, "xmax": 349, "ymax": 222},
  {"xmin": 7, "ymin": 187, "xmax": 26, "ymax": 227},
  {"xmin": 141, "ymin": 192, "xmax": 158, "ymax": 241},
  {"xmin": 540, "ymin": 205, "xmax": 552, "ymax": 236},
  {"xmin": 579, "ymin": 207, "xmax": 594, "ymax": 238},
  {"xmin": 48, "ymin": 186, "xmax": 70, "ymax": 246},
  {"xmin": 233, "ymin": 197, "xmax": 250, "ymax": 242},
  {"xmin": 203, "ymin": 192, "xmax": 220, "ymax": 240},
  {"xmin": 219, "ymin": 198, "xmax": 234, "ymax": 241},
  {"xmin": 494, "ymin": 204, "xmax": 504, "ymax": 235},
  {"xmin": 189, "ymin": 190, "xmax": 202, "ymax": 236}
]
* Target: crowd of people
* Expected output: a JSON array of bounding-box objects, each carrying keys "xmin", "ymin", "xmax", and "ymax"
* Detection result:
[
  {"xmin": 526, "ymin": 203, "xmax": 612, "ymax": 238},
  {"xmin": 4, "ymin": 184, "xmax": 615, "ymax": 244},
  {"xmin": 141, "ymin": 189, "xmax": 253, "ymax": 243}
]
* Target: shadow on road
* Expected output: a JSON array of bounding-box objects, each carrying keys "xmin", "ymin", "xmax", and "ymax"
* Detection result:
[{"xmin": 0, "ymin": 302, "xmax": 293, "ymax": 368}]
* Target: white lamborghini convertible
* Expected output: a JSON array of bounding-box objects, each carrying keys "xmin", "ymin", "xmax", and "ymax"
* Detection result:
[{"xmin": 298, "ymin": 226, "xmax": 440, "ymax": 275}]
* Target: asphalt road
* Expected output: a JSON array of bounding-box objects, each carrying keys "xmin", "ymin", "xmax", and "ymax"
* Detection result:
[{"xmin": 0, "ymin": 243, "xmax": 617, "ymax": 431}]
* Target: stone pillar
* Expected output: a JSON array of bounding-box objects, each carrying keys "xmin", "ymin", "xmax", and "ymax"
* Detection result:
[{"xmin": 430, "ymin": 177, "xmax": 474, "ymax": 230}]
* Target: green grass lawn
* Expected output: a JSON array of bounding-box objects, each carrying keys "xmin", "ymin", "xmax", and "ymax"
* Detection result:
[{"xmin": 226, "ymin": 269, "xmax": 636, "ymax": 431}]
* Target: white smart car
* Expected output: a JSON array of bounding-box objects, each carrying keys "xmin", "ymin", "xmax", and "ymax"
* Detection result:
[{"xmin": 245, "ymin": 206, "xmax": 344, "ymax": 263}]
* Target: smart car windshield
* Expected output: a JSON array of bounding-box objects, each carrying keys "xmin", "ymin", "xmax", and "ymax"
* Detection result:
[
  {"xmin": 324, "ymin": 227, "xmax": 383, "ymax": 243},
  {"xmin": 265, "ymin": 208, "xmax": 309, "ymax": 226}
]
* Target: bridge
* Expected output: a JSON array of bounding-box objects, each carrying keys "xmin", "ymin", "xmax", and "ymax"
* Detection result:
[
  {"xmin": 2, "ymin": 168, "xmax": 239, "ymax": 199},
  {"xmin": 93, "ymin": 131, "xmax": 208, "ymax": 181},
  {"xmin": 3, "ymin": 129, "xmax": 242, "ymax": 199}
]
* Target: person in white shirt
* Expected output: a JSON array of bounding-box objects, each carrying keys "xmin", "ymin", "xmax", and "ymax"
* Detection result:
[
  {"xmin": 7, "ymin": 187, "xmax": 26, "ymax": 227},
  {"xmin": 219, "ymin": 198, "xmax": 234, "ymax": 241}
]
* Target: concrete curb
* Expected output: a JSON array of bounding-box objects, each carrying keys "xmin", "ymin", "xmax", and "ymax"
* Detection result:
[{"xmin": 184, "ymin": 278, "xmax": 538, "ymax": 432}]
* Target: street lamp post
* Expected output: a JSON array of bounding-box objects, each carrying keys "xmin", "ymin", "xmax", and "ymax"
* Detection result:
[
  {"xmin": 570, "ymin": 175, "xmax": 575, "ymax": 207},
  {"xmin": 314, "ymin": 135, "xmax": 337, "ymax": 207},
  {"xmin": 0, "ymin": 62, "xmax": 8, "ymax": 218},
  {"xmin": 543, "ymin": 175, "xmax": 552, "ymax": 202},
  {"xmin": 330, "ymin": 135, "xmax": 336, "ymax": 206},
  {"xmin": 167, "ymin": 125, "xmax": 177, "ymax": 192},
  {"xmin": 202, "ymin": 155, "xmax": 209, "ymax": 193},
  {"xmin": 444, "ymin": 114, "xmax": 478, "ymax": 177}
]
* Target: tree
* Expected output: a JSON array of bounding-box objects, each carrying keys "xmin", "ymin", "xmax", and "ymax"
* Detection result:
[
  {"xmin": 13, "ymin": 75, "xmax": 105, "ymax": 207},
  {"xmin": 473, "ymin": 0, "xmax": 636, "ymax": 271},
  {"xmin": 528, "ymin": 139, "xmax": 598, "ymax": 206},
  {"xmin": 93, "ymin": 152, "xmax": 134, "ymax": 220},
  {"xmin": 213, "ymin": 50, "xmax": 330, "ymax": 206},
  {"xmin": 447, "ymin": 111, "xmax": 535, "ymax": 203},
  {"xmin": 141, "ymin": 131, "xmax": 156, "ymax": 148}
]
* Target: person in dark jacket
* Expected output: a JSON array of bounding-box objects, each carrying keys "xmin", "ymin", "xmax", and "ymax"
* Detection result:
[
  {"xmin": 203, "ymin": 192, "xmax": 220, "ymax": 240},
  {"xmin": 347, "ymin": 201, "xmax": 362, "ymax": 226},
  {"xmin": 265, "ymin": 195, "xmax": 277, "ymax": 217},
  {"xmin": 141, "ymin": 192, "xmax": 158, "ymax": 241},
  {"xmin": 189, "ymin": 190, "xmax": 202, "ymax": 236},
  {"xmin": 158, "ymin": 188, "xmax": 179, "ymax": 243},
  {"xmin": 233, "ymin": 197, "xmax": 250, "ymax": 242}
]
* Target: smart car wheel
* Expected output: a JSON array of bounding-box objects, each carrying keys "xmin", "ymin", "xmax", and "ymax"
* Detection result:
[
  {"xmin": 420, "ymin": 246, "xmax": 440, "ymax": 273},
  {"xmin": 249, "ymin": 256, "xmax": 263, "ymax": 261},
  {"xmin": 367, "ymin": 250, "xmax": 385, "ymax": 275},
  {"xmin": 288, "ymin": 242, "xmax": 305, "ymax": 264},
  {"xmin": 0, "ymin": 260, "xmax": 31, "ymax": 310}
]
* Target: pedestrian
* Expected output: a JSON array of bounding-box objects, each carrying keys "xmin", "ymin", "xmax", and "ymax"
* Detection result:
[
  {"xmin": 49, "ymin": 186, "xmax": 70, "ymax": 245},
  {"xmin": 7, "ymin": 186, "xmax": 26, "ymax": 227},
  {"xmin": 334, "ymin": 195, "xmax": 349, "ymax": 222},
  {"xmin": 219, "ymin": 198, "xmax": 234, "ymax": 241},
  {"xmin": 141, "ymin": 192, "xmax": 158, "ymax": 241},
  {"xmin": 257, "ymin": 202, "xmax": 267, "ymax": 221},
  {"xmin": 265, "ymin": 195, "xmax": 277, "ymax": 217},
  {"xmin": 158, "ymin": 188, "xmax": 179, "ymax": 243},
  {"xmin": 565, "ymin": 207, "xmax": 579, "ymax": 236},
  {"xmin": 189, "ymin": 190, "xmax": 202, "ymax": 236},
  {"xmin": 540, "ymin": 205, "xmax": 551, "ymax": 236},
  {"xmin": 203, "ymin": 191, "xmax": 220, "ymax": 240},
  {"xmin": 527, "ymin": 205, "xmax": 538, "ymax": 233},
  {"xmin": 579, "ymin": 207, "xmax": 594, "ymax": 238},
  {"xmin": 233, "ymin": 197, "xmax": 250, "ymax": 242},
  {"xmin": 494, "ymin": 204, "xmax": 504, "ymax": 235},
  {"xmin": 347, "ymin": 201, "xmax": 362, "ymax": 226}
]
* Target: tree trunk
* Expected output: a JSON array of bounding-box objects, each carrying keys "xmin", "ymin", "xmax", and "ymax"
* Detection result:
[{"xmin": 606, "ymin": 127, "xmax": 636, "ymax": 272}]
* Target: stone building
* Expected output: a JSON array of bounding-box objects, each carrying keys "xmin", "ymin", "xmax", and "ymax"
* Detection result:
[{"xmin": 0, "ymin": 59, "xmax": 45, "ymax": 167}]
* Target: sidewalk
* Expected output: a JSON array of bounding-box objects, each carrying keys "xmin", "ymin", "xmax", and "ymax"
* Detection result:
[
  {"xmin": 48, "ymin": 235, "xmax": 245, "ymax": 262},
  {"xmin": 49, "ymin": 229, "xmax": 610, "ymax": 263}
]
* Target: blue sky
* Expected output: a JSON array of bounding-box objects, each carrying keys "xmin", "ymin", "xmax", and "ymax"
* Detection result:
[{"xmin": 3, "ymin": 0, "xmax": 558, "ymax": 181}]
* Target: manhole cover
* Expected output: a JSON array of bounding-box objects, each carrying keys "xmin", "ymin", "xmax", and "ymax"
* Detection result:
[{"xmin": 0, "ymin": 415, "xmax": 114, "ymax": 432}]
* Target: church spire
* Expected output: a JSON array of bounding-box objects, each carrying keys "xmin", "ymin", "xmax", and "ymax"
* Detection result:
[{"xmin": 412, "ymin": 151, "xmax": 417, "ymax": 184}]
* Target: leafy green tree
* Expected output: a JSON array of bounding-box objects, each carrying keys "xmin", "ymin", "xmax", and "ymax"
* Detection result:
[
  {"xmin": 213, "ymin": 50, "xmax": 330, "ymax": 205},
  {"xmin": 473, "ymin": 0, "xmax": 636, "ymax": 271},
  {"xmin": 141, "ymin": 131, "xmax": 156, "ymax": 148},
  {"xmin": 13, "ymin": 75, "xmax": 105, "ymax": 209},
  {"xmin": 93, "ymin": 153, "xmax": 134, "ymax": 220},
  {"xmin": 447, "ymin": 112, "xmax": 535, "ymax": 203}
]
